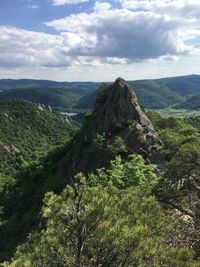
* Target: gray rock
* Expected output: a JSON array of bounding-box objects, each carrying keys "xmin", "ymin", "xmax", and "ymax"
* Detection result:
[
  {"xmin": 4, "ymin": 145, "xmax": 20, "ymax": 156},
  {"xmin": 86, "ymin": 77, "xmax": 162, "ymax": 161}
]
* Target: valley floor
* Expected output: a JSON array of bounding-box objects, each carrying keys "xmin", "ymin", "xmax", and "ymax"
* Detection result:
[{"xmin": 150, "ymin": 108, "xmax": 200, "ymax": 118}]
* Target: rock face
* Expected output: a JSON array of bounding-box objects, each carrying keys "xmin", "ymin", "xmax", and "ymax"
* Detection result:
[{"xmin": 86, "ymin": 78, "xmax": 162, "ymax": 161}]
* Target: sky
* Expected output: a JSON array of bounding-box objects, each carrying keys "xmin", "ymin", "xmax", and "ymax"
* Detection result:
[{"xmin": 0, "ymin": 0, "xmax": 200, "ymax": 81}]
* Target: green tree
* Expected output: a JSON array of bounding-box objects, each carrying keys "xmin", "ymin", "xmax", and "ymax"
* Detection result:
[
  {"xmin": 155, "ymin": 141, "xmax": 200, "ymax": 255},
  {"xmin": 107, "ymin": 136, "xmax": 128, "ymax": 157},
  {"xmin": 90, "ymin": 154, "xmax": 157, "ymax": 189},
  {"xmin": 93, "ymin": 133, "xmax": 106, "ymax": 150},
  {"xmin": 5, "ymin": 174, "xmax": 198, "ymax": 267}
]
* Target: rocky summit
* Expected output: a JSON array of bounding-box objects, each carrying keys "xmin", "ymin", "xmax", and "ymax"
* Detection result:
[{"xmin": 85, "ymin": 78, "xmax": 162, "ymax": 161}]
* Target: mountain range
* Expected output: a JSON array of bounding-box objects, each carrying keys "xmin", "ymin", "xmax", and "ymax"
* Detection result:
[{"xmin": 0, "ymin": 75, "xmax": 200, "ymax": 111}]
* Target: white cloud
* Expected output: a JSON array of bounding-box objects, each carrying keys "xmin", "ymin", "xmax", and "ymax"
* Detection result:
[
  {"xmin": 28, "ymin": 5, "xmax": 39, "ymax": 9},
  {"xmin": 0, "ymin": 26, "xmax": 119, "ymax": 70},
  {"xmin": 1, "ymin": 0, "xmax": 200, "ymax": 81},
  {"xmin": 45, "ymin": 1, "xmax": 194, "ymax": 61},
  {"xmin": 93, "ymin": 1, "xmax": 112, "ymax": 11},
  {"xmin": 119, "ymin": 0, "xmax": 200, "ymax": 10},
  {"xmin": 119, "ymin": 0, "xmax": 200, "ymax": 20},
  {"xmin": 52, "ymin": 0, "xmax": 89, "ymax": 6},
  {"xmin": 0, "ymin": 26, "xmax": 72, "ymax": 68}
]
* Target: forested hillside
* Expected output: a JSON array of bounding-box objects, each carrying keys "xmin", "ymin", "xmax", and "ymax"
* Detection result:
[
  {"xmin": 0, "ymin": 99, "xmax": 78, "ymax": 177},
  {"xmin": 1, "ymin": 75, "xmax": 200, "ymax": 111},
  {"xmin": 0, "ymin": 80, "xmax": 99, "ymax": 112},
  {"xmin": 76, "ymin": 75, "xmax": 200, "ymax": 110},
  {"xmin": 1, "ymin": 79, "xmax": 200, "ymax": 266},
  {"xmin": 176, "ymin": 94, "xmax": 200, "ymax": 110}
]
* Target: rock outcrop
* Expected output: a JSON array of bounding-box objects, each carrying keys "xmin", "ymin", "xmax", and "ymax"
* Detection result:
[
  {"xmin": 59, "ymin": 78, "xmax": 163, "ymax": 181},
  {"xmin": 3, "ymin": 145, "xmax": 20, "ymax": 156},
  {"xmin": 85, "ymin": 78, "xmax": 162, "ymax": 161}
]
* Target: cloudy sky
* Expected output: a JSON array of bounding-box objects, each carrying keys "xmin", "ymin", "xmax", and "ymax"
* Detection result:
[{"xmin": 0, "ymin": 0, "xmax": 200, "ymax": 81}]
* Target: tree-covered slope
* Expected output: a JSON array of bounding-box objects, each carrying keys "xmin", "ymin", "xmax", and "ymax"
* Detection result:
[
  {"xmin": 76, "ymin": 75, "xmax": 200, "ymax": 110},
  {"xmin": 160, "ymin": 74, "xmax": 200, "ymax": 97},
  {"xmin": 0, "ymin": 79, "xmax": 99, "ymax": 112},
  {"xmin": 0, "ymin": 87, "xmax": 99, "ymax": 112},
  {"xmin": 175, "ymin": 93, "xmax": 200, "ymax": 110},
  {"xmin": 130, "ymin": 79, "xmax": 184, "ymax": 108},
  {"xmin": 0, "ymin": 99, "xmax": 77, "ymax": 177}
]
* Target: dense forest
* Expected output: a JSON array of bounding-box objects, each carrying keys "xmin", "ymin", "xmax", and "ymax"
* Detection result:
[
  {"xmin": 0, "ymin": 79, "xmax": 200, "ymax": 266},
  {"xmin": 0, "ymin": 99, "xmax": 79, "ymax": 177}
]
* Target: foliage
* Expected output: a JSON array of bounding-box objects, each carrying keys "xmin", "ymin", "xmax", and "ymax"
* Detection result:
[
  {"xmin": 93, "ymin": 133, "xmax": 106, "ymax": 150},
  {"xmin": 148, "ymin": 112, "xmax": 199, "ymax": 161},
  {"xmin": 148, "ymin": 113, "xmax": 200, "ymax": 256},
  {"xmin": 0, "ymin": 99, "xmax": 78, "ymax": 176},
  {"xmin": 107, "ymin": 137, "xmax": 128, "ymax": 157},
  {"xmin": 176, "ymin": 93, "xmax": 200, "ymax": 110},
  {"xmin": 0, "ymin": 141, "xmax": 75, "ymax": 261},
  {"xmin": 1, "ymin": 90, "xmax": 200, "ymax": 266},
  {"xmin": 90, "ymin": 154, "xmax": 157, "ymax": 189},
  {"xmin": 186, "ymin": 115, "xmax": 200, "ymax": 132},
  {"xmin": 4, "ymin": 175, "xmax": 198, "ymax": 267},
  {"xmin": 0, "ymin": 99, "xmax": 80, "ymax": 261}
]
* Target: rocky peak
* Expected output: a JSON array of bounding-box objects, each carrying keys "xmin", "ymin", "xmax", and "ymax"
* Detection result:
[
  {"xmin": 93, "ymin": 77, "xmax": 154, "ymax": 131},
  {"xmin": 86, "ymin": 78, "xmax": 162, "ymax": 161}
]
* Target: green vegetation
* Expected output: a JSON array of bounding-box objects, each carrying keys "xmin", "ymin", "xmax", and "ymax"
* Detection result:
[
  {"xmin": 148, "ymin": 111, "xmax": 200, "ymax": 256},
  {"xmin": 176, "ymin": 94, "xmax": 200, "ymax": 110},
  {"xmin": 0, "ymin": 99, "xmax": 81, "ymax": 260},
  {"xmin": 3, "ymin": 156, "xmax": 199, "ymax": 267},
  {"xmin": 0, "ymin": 80, "xmax": 99, "ymax": 112},
  {"xmin": 186, "ymin": 115, "xmax": 200, "ymax": 131},
  {"xmin": 148, "ymin": 111, "xmax": 199, "ymax": 160},
  {"xmin": 1, "ymin": 85, "xmax": 200, "ymax": 266},
  {"xmin": 0, "ymin": 99, "xmax": 78, "ymax": 177},
  {"xmin": 130, "ymin": 79, "xmax": 184, "ymax": 109},
  {"xmin": 1, "ymin": 110, "xmax": 200, "ymax": 265},
  {"xmin": 0, "ymin": 88, "xmax": 87, "ymax": 112},
  {"xmin": 0, "ymin": 143, "xmax": 72, "ymax": 261},
  {"xmin": 159, "ymin": 74, "xmax": 200, "ymax": 97},
  {"xmin": 150, "ymin": 108, "xmax": 200, "ymax": 118}
]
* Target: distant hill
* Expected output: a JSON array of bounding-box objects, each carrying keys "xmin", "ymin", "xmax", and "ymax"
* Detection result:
[
  {"xmin": 0, "ymin": 87, "xmax": 88, "ymax": 112},
  {"xmin": 129, "ymin": 79, "xmax": 184, "ymax": 109},
  {"xmin": 0, "ymin": 79, "xmax": 99, "ymax": 91},
  {"xmin": 76, "ymin": 75, "xmax": 200, "ymax": 110},
  {"xmin": 175, "ymin": 94, "xmax": 200, "ymax": 110},
  {"xmin": 1, "ymin": 75, "xmax": 200, "ymax": 110},
  {"xmin": 0, "ymin": 79, "xmax": 99, "ymax": 112},
  {"xmin": 159, "ymin": 75, "xmax": 200, "ymax": 97}
]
